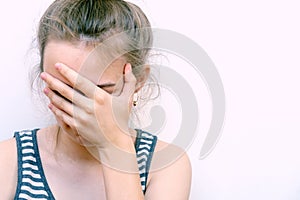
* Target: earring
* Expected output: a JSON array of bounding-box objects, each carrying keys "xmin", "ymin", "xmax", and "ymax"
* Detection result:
[{"xmin": 133, "ymin": 93, "xmax": 139, "ymax": 107}]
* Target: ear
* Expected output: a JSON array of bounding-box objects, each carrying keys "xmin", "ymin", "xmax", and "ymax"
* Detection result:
[{"xmin": 135, "ymin": 65, "xmax": 150, "ymax": 93}]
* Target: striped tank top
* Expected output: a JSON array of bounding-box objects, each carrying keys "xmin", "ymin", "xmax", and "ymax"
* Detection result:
[{"xmin": 14, "ymin": 129, "xmax": 157, "ymax": 199}]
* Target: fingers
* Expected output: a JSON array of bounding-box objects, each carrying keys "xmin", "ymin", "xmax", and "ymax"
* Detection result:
[
  {"xmin": 48, "ymin": 103, "xmax": 75, "ymax": 128},
  {"xmin": 41, "ymin": 70, "xmax": 94, "ymax": 110},
  {"xmin": 54, "ymin": 63, "xmax": 107, "ymax": 98},
  {"xmin": 44, "ymin": 87, "xmax": 74, "ymax": 116},
  {"xmin": 41, "ymin": 72, "xmax": 73, "ymax": 102}
]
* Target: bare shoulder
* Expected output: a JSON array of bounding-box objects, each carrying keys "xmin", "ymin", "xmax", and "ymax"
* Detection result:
[
  {"xmin": 0, "ymin": 138, "xmax": 18, "ymax": 199},
  {"xmin": 146, "ymin": 139, "xmax": 192, "ymax": 199},
  {"xmin": 152, "ymin": 139, "xmax": 191, "ymax": 172},
  {"xmin": 0, "ymin": 137, "xmax": 17, "ymax": 164}
]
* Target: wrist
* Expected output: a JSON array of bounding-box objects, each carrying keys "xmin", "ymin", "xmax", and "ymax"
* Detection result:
[
  {"xmin": 101, "ymin": 128, "xmax": 136, "ymax": 152},
  {"xmin": 97, "ymin": 129, "xmax": 138, "ymax": 173},
  {"xmin": 98, "ymin": 146, "xmax": 138, "ymax": 173}
]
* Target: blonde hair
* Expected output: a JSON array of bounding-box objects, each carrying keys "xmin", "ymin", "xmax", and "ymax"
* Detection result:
[
  {"xmin": 29, "ymin": 0, "xmax": 158, "ymax": 116},
  {"xmin": 37, "ymin": 0, "xmax": 153, "ymax": 79}
]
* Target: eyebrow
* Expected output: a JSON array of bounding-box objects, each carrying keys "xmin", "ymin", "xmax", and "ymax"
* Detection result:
[
  {"xmin": 97, "ymin": 83, "xmax": 116, "ymax": 88},
  {"xmin": 66, "ymin": 83, "xmax": 115, "ymax": 90}
]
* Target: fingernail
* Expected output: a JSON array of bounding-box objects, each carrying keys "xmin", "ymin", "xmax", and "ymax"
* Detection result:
[
  {"xmin": 55, "ymin": 63, "xmax": 62, "ymax": 70},
  {"xmin": 44, "ymin": 88, "xmax": 49, "ymax": 95},
  {"xmin": 40, "ymin": 72, "xmax": 47, "ymax": 80},
  {"xmin": 48, "ymin": 103, "xmax": 54, "ymax": 110}
]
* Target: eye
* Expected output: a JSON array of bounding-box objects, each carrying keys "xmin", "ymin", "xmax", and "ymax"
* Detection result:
[{"xmin": 97, "ymin": 84, "xmax": 116, "ymax": 94}]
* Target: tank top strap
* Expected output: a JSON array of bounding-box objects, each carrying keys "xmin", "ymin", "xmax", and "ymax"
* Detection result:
[
  {"xmin": 135, "ymin": 129, "xmax": 158, "ymax": 194},
  {"xmin": 14, "ymin": 128, "xmax": 157, "ymax": 198},
  {"xmin": 14, "ymin": 129, "xmax": 55, "ymax": 200}
]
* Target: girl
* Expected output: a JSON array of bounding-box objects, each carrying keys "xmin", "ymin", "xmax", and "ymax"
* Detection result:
[{"xmin": 0, "ymin": 0, "xmax": 191, "ymax": 199}]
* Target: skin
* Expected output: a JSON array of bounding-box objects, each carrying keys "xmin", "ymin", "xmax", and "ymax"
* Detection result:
[{"xmin": 0, "ymin": 40, "xmax": 192, "ymax": 200}]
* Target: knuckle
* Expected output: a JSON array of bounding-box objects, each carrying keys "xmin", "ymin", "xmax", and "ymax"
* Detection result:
[
  {"xmin": 85, "ymin": 104, "xmax": 94, "ymax": 114},
  {"xmin": 53, "ymin": 107, "xmax": 61, "ymax": 117},
  {"xmin": 54, "ymin": 96, "xmax": 65, "ymax": 106},
  {"xmin": 95, "ymin": 94, "xmax": 105, "ymax": 104},
  {"xmin": 61, "ymin": 114, "xmax": 69, "ymax": 124},
  {"xmin": 46, "ymin": 79, "xmax": 54, "ymax": 88},
  {"xmin": 77, "ymin": 113, "xmax": 90, "ymax": 127},
  {"xmin": 58, "ymin": 87, "xmax": 68, "ymax": 97},
  {"xmin": 75, "ymin": 76, "xmax": 85, "ymax": 87}
]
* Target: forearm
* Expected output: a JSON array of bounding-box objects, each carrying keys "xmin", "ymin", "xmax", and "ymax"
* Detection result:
[{"xmin": 99, "ymin": 134, "xmax": 144, "ymax": 200}]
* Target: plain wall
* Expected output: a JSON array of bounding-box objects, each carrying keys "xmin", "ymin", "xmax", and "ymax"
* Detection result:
[{"xmin": 0, "ymin": 0, "xmax": 300, "ymax": 199}]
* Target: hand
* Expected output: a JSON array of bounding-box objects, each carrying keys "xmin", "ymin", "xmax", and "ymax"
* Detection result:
[{"xmin": 41, "ymin": 62, "xmax": 137, "ymax": 149}]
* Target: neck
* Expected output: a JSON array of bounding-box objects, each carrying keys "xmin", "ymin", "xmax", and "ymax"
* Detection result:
[{"xmin": 54, "ymin": 127, "xmax": 98, "ymax": 164}]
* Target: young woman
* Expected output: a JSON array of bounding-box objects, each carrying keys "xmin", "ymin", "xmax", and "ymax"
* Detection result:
[{"xmin": 0, "ymin": 0, "xmax": 191, "ymax": 199}]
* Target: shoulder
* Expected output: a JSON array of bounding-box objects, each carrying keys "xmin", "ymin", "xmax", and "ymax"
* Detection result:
[
  {"xmin": 0, "ymin": 137, "xmax": 17, "ymax": 168},
  {"xmin": 146, "ymin": 139, "xmax": 192, "ymax": 199},
  {"xmin": 152, "ymin": 139, "xmax": 191, "ymax": 171},
  {"xmin": 136, "ymin": 130, "xmax": 191, "ymax": 179},
  {"xmin": 154, "ymin": 139, "xmax": 191, "ymax": 171},
  {"xmin": 0, "ymin": 137, "xmax": 18, "ymax": 199}
]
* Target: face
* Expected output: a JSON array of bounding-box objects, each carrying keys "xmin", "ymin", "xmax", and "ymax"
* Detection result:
[{"xmin": 43, "ymin": 40, "xmax": 127, "ymax": 94}]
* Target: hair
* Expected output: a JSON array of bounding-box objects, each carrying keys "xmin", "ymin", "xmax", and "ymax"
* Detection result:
[
  {"xmin": 30, "ymin": 0, "xmax": 158, "ymax": 126},
  {"xmin": 38, "ymin": 0, "xmax": 152, "ymax": 78}
]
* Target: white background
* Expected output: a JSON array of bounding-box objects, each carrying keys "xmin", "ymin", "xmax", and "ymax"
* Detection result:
[{"xmin": 1, "ymin": 0, "xmax": 300, "ymax": 199}]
